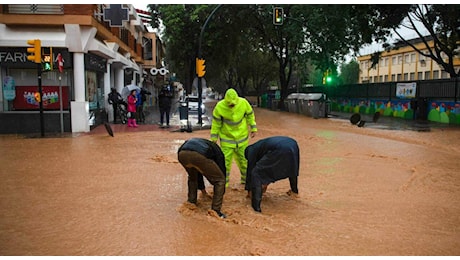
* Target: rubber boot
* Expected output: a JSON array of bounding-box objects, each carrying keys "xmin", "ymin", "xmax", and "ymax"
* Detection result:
[
  {"xmin": 251, "ymin": 186, "xmax": 263, "ymax": 212},
  {"xmin": 127, "ymin": 118, "xmax": 133, "ymax": 127},
  {"xmin": 133, "ymin": 119, "xmax": 138, "ymax": 128}
]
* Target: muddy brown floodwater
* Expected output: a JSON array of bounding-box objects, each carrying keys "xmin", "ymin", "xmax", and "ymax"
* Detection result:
[{"xmin": 1, "ymin": 107, "xmax": 460, "ymax": 256}]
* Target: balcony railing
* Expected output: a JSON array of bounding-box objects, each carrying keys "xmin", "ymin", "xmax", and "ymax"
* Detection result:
[{"xmin": 8, "ymin": 4, "xmax": 64, "ymax": 14}]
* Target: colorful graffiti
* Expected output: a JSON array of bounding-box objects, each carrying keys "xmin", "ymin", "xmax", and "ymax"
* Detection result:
[
  {"xmin": 428, "ymin": 102, "xmax": 460, "ymax": 124},
  {"xmin": 331, "ymin": 98, "xmax": 460, "ymax": 125}
]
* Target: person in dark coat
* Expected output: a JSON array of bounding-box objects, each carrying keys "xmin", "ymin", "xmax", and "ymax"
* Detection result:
[
  {"xmin": 244, "ymin": 136, "xmax": 300, "ymax": 212},
  {"xmin": 108, "ymin": 88, "xmax": 123, "ymax": 123},
  {"xmin": 177, "ymin": 138, "xmax": 227, "ymax": 218},
  {"xmin": 158, "ymin": 83, "xmax": 174, "ymax": 128}
]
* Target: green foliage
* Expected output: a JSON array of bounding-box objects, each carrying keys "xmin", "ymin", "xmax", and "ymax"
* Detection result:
[
  {"xmin": 147, "ymin": 4, "xmax": 443, "ymax": 98},
  {"xmin": 339, "ymin": 59, "xmax": 359, "ymax": 85},
  {"xmin": 378, "ymin": 4, "xmax": 460, "ymax": 77}
]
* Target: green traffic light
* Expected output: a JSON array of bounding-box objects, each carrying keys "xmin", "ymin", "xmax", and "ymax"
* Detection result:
[
  {"xmin": 273, "ymin": 7, "xmax": 283, "ymax": 25},
  {"xmin": 44, "ymin": 63, "xmax": 51, "ymax": 71},
  {"xmin": 326, "ymin": 76, "xmax": 332, "ymax": 83}
]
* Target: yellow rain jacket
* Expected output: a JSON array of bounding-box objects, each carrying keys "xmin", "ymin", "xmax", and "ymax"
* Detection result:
[{"xmin": 211, "ymin": 89, "xmax": 257, "ymax": 148}]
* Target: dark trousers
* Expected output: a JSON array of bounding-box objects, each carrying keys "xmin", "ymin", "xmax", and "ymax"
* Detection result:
[
  {"xmin": 112, "ymin": 104, "xmax": 118, "ymax": 123},
  {"xmin": 159, "ymin": 106, "xmax": 171, "ymax": 125},
  {"xmin": 137, "ymin": 105, "xmax": 145, "ymax": 122},
  {"xmin": 178, "ymin": 150, "xmax": 226, "ymax": 212}
]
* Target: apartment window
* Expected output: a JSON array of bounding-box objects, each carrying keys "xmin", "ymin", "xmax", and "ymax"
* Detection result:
[
  {"xmin": 433, "ymin": 70, "xmax": 439, "ymax": 79},
  {"xmin": 410, "ymin": 53, "xmax": 416, "ymax": 63},
  {"xmin": 391, "ymin": 74, "xmax": 396, "ymax": 81},
  {"xmin": 417, "ymin": 72, "xmax": 423, "ymax": 80},
  {"xmin": 384, "ymin": 75, "xmax": 389, "ymax": 82},
  {"xmin": 403, "ymin": 73, "xmax": 409, "ymax": 81},
  {"xmin": 441, "ymin": 70, "xmax": 449, "ymax": 79},
  {"xmin": 424, "ymin": 71, "xmax": 431, "ymax": 80},
  {"xmin": 404, "ymin": 54, "xmax": 410, "ymax": 64},
  {"xmin": 398, "ymin": 55, "xmax": 403, "ymax": 65},
  {"xmin": 392, "ymin": 57, "xmax": 397, "ymax": 65},
  {"xmin": 410, "ymin": 72, "xmax": 415, "ymax": 80},
  {"xmin": 373, "ymin": 76, "xmax": 378, "ymax": 83},
  {"xmin": 425, "ymin": 52, "xmax": 431, "ymax": 62},
  {"xmin": 397, "ymin": 74, "xmax": 402, "ymax": 81},
  {"xmin": 142, "ymin": 37, "xmax": 153, "ymax": 60},
  {"xmin": 384, "ymin": 58, "xmax": 389, "ymax": 67}
]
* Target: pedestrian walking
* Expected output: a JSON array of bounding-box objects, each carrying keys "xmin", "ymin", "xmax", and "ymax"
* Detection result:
[
  {"xmin": 177, "ymin": 138, "xmax": 227, "ymax": 218},
  {"xmin": 244, "ymin": 136, "xmax": 300, "ymax": 213},
  {"xmin": 210, "ymin": 88, "xmax": 257, "ymax": 187},
  {"xmin": 127, "ymin": 89, "xmax": 138, "ymax": 127},
  {"xmin": 136, "ymin": 87, "xmax": 151, "ymax": 123},
  {"xmin": 158, "ymin": 83, "xmax": 174, "ymax": 128},
  {"xmin": 108, "ymin": 88, "xmax": 123, "ymax": 123}
]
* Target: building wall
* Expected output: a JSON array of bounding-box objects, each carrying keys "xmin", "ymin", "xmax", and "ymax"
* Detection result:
[
  {"xmin": 358, "ymin": 39, "xmax": 460, "ymax": 83},
  {"xmin": 0, "ymin": 4, "xmax": 164, "ymax": 134}
]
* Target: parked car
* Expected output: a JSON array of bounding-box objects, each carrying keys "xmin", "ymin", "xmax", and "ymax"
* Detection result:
[{"xmin": 185, "ymin": 95, "xmax": 206, "ymax": 114}]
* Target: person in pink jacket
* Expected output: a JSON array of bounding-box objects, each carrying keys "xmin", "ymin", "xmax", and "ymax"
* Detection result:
[{"xmin": 127, "ymin": 90, "xmax": 138, "ymax": 127}]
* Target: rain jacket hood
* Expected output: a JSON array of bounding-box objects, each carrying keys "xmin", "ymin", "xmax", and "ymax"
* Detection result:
[{"xmin": 224, "ymin": 88, "xmax": 239, "ymax": 106}]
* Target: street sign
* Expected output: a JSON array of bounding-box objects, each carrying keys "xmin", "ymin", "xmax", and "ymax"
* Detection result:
[{"xmin": 103, "ymin": 4, "xmax": 129, "ymax": 27}]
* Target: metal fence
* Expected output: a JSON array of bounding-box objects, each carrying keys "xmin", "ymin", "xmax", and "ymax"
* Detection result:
[{"xmin": 298, "ymin": 78, "xmax": 460, "ymax": 101}]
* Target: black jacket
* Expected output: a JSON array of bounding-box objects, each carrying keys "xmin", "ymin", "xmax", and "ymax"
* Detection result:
[
  {"xmin": 158, "ymin": 85, "xmax": 173, "ymax": 108},
  {"xmin": 244, "ymin": 136, "xmax": 299, "ymax": 191},
  {"xmin": 178, "ymin": 138, "xmax": 226, "ymax": 176},
  {"xmin": 108, "ymin": 91, "xmax": 122, "ymax": 105}
]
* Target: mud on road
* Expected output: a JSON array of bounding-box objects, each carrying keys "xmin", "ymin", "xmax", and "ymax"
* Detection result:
[{"xmin": 1, "ymin": 107, "xmax": 459, "ymax": 255}]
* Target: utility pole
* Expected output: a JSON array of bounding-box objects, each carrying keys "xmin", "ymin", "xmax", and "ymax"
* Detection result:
[
  {"xmin": 27, "ymin": 39, "xmax": 45, "ymax": 137},
  {"xmin": 197, "ymin": 4, "xmax": 222, "ymax": 126}
]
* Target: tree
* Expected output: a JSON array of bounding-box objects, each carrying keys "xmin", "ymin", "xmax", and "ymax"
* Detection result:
[
  {"xmin": 339, "ymin": 59, "xmax": 360, "ymax": 85},
  {"xmin": 148, "ymin": 4, "xmax": 204, "ymax": 93},
  {"xmin": 247, "ymin": 5, "xmax": 405, "ymax": 109},
  {"xmin": 149, "ymin": 4, "xmax": 416, "ymax": 107},
  {"xmin": 390, "ymin": 4, "xmax": 460, "ymax": 77}
]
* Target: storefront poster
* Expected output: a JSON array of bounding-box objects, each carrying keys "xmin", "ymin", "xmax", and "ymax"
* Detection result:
[
  {"xmin": 396, "ymin": 82, "xmax": 417, "ymax": 99},
  {"xmin": 3, "ymin": 76, "xmax": 16, "ymax": 100},
  {"xmin": 86, "ymin": 71, "xmax": 98, "ymax": 110},
  {"xmin": 13, "ymin": 86, "xmax": 69, "ymax": 110}
]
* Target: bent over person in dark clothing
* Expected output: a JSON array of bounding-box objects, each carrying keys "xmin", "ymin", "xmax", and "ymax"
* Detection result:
[
  {"xmin": 244, "ymin": 136, "xmax": 300, "ymax": 213},
  {"xmin": 177, "ymin": 138, "xmax": 227, "ymax": 218}
]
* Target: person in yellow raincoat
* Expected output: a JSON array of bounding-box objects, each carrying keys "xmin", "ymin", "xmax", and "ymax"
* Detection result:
[{"xmin": 211, "ymin": 88, "xmax": 257, "ymax": 187}]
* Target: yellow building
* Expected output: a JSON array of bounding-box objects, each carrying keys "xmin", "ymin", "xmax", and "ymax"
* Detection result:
[{"xmin": 358, "ymin": 36, "xmax": 460, "ymax": 83}]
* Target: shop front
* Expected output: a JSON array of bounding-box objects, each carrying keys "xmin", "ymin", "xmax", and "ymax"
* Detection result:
[
  {"xmin": 84, "ymin": 53, "xmax": 108, "ymax": 129},
  {"xmin": 0, "ymin": 47, "xmax": 73, "ymax": 134}
]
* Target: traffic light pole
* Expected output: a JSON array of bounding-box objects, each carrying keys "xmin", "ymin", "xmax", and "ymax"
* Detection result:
[
  {"xmin": 37, "ymin": 63, "xmax": 45, "ymax": 137},
  {"xmin": 197, "ymin": 4, "xmax": 222, "ymax": 126}
]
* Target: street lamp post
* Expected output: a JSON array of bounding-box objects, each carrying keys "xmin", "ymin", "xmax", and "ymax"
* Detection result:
[{"xmin": 197, "ymin": 4, "xmax": 222, "ymax": 126}]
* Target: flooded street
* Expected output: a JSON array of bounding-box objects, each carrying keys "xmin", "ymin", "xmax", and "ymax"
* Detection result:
[{"xmin": 1, "ymin": 107, "xmax": 460, "ymax": 255}]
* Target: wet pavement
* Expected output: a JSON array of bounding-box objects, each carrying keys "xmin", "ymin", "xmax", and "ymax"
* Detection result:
[
  {"xmin": 88, "ymin": 99, "xmax": 460, "ymax": 137},
  {"xmin": 328, "ymin": 111, "xmax": 460, "ymax": 132},
  {"xmin": 18, "ymin": 98, "xmax": 460, "ymax": 138},
  {"xmin": 89, "ymin": 101, "xmax": 214, "ymax": 136}
]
